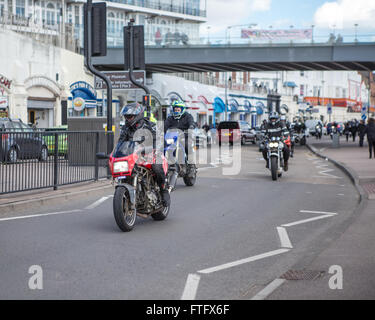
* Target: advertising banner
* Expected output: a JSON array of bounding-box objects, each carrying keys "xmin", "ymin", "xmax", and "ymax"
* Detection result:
[{"xmin": 241, "ymin": 28, "xmax": 312, "ymax": 40}]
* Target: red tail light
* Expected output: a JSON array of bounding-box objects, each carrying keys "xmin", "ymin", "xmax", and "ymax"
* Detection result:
[{"xmin": 2, "ymin": 134, "xmax": 8, "ymax": 141}]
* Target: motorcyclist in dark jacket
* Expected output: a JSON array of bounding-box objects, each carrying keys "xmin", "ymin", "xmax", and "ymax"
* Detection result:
[
  {"xmin": 164, "ymin": 100, "xmax": 196, "ymax": 160},
  {"xmin": 262, "ymin": 112, "xmax": 290, "ymax": 171},
  {"xmin": 119, "ymin": 102, "xmax": 170, "ymax": 206}
]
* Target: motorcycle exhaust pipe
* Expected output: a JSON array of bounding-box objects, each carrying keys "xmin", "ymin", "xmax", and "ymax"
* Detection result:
[{"xmin": 137, "ymin": 213, "xmax": 149, "ymax": 219}]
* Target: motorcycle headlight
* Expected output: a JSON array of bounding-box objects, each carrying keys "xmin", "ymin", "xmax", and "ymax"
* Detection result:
[
  {"xmin": 166, "ymin": 139, "xmax": 175, "ymax": 145},
  {"xmin": 113, "ymin": 161, "xmax": 129, "ymax": 173},
  {"xmin": 269, "ymin": 142, "xmax": 278, "ymax": 148}
]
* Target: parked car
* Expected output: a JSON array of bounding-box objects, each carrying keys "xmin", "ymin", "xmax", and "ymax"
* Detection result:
[
  {"xmin": 0, "ymin": 118, "xmax": 48, "ymax": 163},
  {"xmin": 217, "ymin": 121, "xmax": 256, "ymax": 146},
  {"xmin": 43, "ymin": 125, "xmax": 68, "ymax": 158}
]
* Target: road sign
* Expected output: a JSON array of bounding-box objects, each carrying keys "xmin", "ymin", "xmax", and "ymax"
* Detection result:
[
  {"xmin": 94, "ymin": 71, "xmax": 145, "ymax": 90},
  {"xmin": 362, "ymin": 114, "xmax": 367, "ymax": 121},
  {"xmin": 361, "ymin": 105, "xmax": 368, "ymax": 115},
  {"xmin": 327, "ymin": 103, "xmax": 332, "ymax": 115}
]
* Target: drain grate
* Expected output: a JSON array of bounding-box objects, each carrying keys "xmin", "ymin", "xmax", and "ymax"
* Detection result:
[
  {"xmin": 280, "ymin": 270, "xmax": 325, "ymax": 281},
  {"xmin": 362, "ymin": 183, "xmax": 375, "ymax": 195}
]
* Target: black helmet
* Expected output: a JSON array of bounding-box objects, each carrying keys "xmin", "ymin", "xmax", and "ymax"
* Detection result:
[
  {"xmin": 269, "ymin": 112, "xmax": 279, "ymax": 125},
  {"xmin": 120, "ymin": 102, "xmax": 145, "ymax": 128}
]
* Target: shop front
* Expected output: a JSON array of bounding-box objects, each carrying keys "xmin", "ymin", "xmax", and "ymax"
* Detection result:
[{"xmin": 25, "ymin": 76, "xmax": 62, "ymax": 128}]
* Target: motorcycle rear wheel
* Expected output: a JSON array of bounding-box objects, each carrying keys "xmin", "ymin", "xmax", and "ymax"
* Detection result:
[
  {"xmin": 151, "ymin": 205, "xmax": 170, "ymax": 221},
  {"xmin": 113, "ymin": 187, "xmax": 136, "ymax": 232},
  {"xmin": 183, "ymin": 164, "xmax": 197, "ymax": 186}
]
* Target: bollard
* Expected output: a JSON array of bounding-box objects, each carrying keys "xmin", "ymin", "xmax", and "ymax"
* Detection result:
[{"xmin": 332, "ymin": 133, "xmax": 340, "ymax": 148}]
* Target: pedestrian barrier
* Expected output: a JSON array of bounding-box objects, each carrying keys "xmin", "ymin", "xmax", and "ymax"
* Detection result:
[{"xmin": 0, "ymin": 130, "xmax": 108, "ymax": 195}]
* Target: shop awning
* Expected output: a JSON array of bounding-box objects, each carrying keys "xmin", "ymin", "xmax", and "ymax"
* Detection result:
[
  {"xmin": 256, "ymin": 101, "xmax": 265, "ymax": 115},
  {"xmin": 283, "ymin": 81, "xmax": 298, "ymax": 88},
  {"xmin": 213, "ymin": 97, "xmax": 225, "ymax": 113},
  {"xmin": 228, "ymin": 98, "xmax": 239, "ymax": 112}
]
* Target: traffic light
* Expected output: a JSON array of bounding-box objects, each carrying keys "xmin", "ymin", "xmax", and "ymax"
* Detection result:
[
  {"xmin": 84, "ymin": 2, "xmax": 107, "ymax": 57},
  {"xmin": 124, "ymin": 25, "xmax": 145, "ymax": 70}
]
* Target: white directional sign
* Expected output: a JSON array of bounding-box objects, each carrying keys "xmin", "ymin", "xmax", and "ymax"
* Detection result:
[{"xmin": 94, "ymin": 71, "xmax": 145, "ymax": 90}]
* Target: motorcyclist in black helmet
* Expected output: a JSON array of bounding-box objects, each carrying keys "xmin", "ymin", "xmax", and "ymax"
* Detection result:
[
  {"xmin": 119, "ymin": 102, "xmax": 170, "ymax": 206},
  {"xmin": 262, "ymin": 112, "xmax": 290, "ymax": 171}
]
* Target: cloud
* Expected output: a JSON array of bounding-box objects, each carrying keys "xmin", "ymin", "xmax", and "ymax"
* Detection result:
[
  {"xmin": 314, "ymin": 0, "xmax": 375, "ymax": 29},
  {"xmin": 201, "ymin": 0, "xmax": 271, "ymax": 36}
]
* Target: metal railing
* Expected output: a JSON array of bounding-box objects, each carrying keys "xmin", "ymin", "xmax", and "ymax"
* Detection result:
[{"xmin": 0, "ymin": 130, "xmax": 108, "ymax": 195}]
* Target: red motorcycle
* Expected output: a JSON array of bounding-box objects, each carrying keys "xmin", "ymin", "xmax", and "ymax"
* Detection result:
[{"xmin": 97, "ymin": 139, "xmax": 170, "ymax": 232}]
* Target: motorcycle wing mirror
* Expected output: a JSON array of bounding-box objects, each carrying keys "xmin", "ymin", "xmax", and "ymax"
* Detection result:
[{"xmin": 96, "ymin": 152, "xmax": 109, "ymax": 160}]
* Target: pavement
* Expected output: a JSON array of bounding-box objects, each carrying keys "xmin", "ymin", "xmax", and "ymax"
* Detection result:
[
  {"xmin": 0, "ymin": 141, "xmax": 372, "ymax": 299},
  {"xmin": 268, "ymin": 135, "xmax": 375, "ymax": 300}
]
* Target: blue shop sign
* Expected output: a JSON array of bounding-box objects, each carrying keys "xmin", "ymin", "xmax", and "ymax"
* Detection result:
[{"xmin": 70, "ymin": 81, "xmax": 97, "ymax": 111}]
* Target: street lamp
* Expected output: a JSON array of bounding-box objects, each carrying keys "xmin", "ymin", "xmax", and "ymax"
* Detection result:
[
  {"xmin": 311, "ymin": 24, "xmax": 315, "ymax": 43},
  {"xmin": 225, "ymin": 23, "xmax": 257, "ymax": 44},
  {"xmin": 207, "ymin": 26, "xmax": 211, "ymax": 44},
  {"xmin": 225, "ymin": 26, "xmax": 232, "ymax": 44},
  {"xmin": 354, "ymin": 23, "xmax": 359, "ymax": 43}
]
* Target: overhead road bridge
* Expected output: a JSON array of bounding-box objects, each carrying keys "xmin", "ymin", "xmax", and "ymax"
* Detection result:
[{"xmin": 93, "ymin": 43, "xmax": 375, "ymax": 73}]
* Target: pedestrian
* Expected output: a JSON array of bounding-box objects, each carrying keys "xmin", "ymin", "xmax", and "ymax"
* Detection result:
[
  {"xmin": 344, "ymin": 121, "xmax": 351, "ymax": 142},
  {"xmin": 173, "ymin": 29, "xmax": 181, "ymax": 45},
  {"xmin": 350, "ymin": 119, "xmax": 358, "ymax": 142},
  {"xmin": 364, "ymin": 118, "xmax": 375, "ymax": 159},
  {"xmin": 358, "ymin": 119, "xmax": 366, "ymax": 147},
  {"xmin": 165, "ymin": 28, "xmax": 173, "ymax": 46},
  {"xmin": 155, "ymin": 28, "xmax": 162, "ymax": 46}
]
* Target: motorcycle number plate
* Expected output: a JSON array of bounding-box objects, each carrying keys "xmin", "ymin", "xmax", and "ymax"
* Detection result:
[{"xmin": 224, "ymin": 133, "xmax": 231, "ymax": 136}]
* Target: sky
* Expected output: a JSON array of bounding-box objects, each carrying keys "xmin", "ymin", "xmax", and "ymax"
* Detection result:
[{"xmin": 200, "ymin": 0, "xmax": 375, "ymax": 42}]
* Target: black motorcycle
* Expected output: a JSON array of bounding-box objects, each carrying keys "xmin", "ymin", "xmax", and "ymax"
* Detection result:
[{"xmin": 265, "ymin": 136, "xmax": 285, "ymax": 181}]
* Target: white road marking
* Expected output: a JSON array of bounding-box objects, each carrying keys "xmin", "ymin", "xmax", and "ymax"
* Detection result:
[
  {"xmin": 282, "ymin": 215, "xmax": 333, "ymax": 227},
  {"xmin": 277, "ymin": 227, "xmax": 293, "ymax": 249},
  {"xmin": 250, "ymin": 278, "xmax": 286, "ymax": 300},
  {"xmin": 181, "ymin": 273, "xmax": 201, "ymax": 300},
  {"xmin": 85, "ymin": 196, "xmax": 110, "ymax": 210},
  {"xmin": 198, "ymin": 249, "xmax": 290, "ymax": 274},
  {"xmin": 0, "ymin": 209, "xmax": 83, "ymax": 222},
  {"xmin": 299, "ymin": 210, "xmax": 337, "ymax": 215}
]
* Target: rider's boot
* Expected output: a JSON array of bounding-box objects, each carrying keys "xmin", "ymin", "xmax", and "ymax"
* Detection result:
[{"xmin": 284, "ymin": 160, "xmax": 289, "ymax": 172}]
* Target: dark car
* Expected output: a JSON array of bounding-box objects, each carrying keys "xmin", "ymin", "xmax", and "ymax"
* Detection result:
[
  {"xmin": 217, "ymin": 121, "xmax": 256, "ymax": 146},
  {"xmin": 0, "ymin": 118, "xmax": 48, "ymax": 163}
]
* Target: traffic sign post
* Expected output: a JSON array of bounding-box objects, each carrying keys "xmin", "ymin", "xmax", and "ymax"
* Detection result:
[{"xmin": 327, "ymin": 103, "xmax": 332, "ymax": 123}]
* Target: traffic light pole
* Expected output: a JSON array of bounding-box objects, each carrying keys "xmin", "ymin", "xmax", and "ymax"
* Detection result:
[
  {"xmin": 127, "ymin": 20, "xmax": 151, "ymax": 119},
  {"xmin": 85, "ymin": 0, "xmax": 113, "ymax": 155}
]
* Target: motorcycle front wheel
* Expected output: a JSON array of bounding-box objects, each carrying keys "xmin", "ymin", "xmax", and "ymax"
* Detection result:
[
  {"xmin": 113, "ymin": 187, "xmax": 136, "ymax": 232},
  {"xmin": 271, "ymin": 156, "xmax": 278, "ymax": 181}
]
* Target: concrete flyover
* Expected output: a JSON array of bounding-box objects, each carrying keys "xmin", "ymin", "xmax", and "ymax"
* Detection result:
[{"xmin": 93, "ymin": 42, "xmax": 375, "ymax": 73}]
